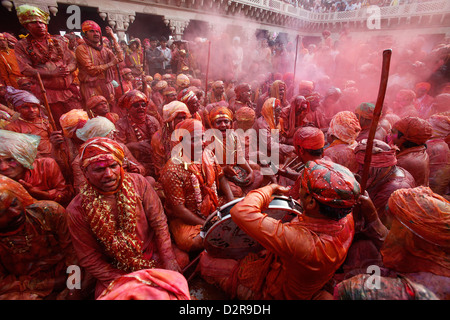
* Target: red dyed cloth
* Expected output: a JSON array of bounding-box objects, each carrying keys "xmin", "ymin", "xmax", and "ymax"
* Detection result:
[
  {"xmin": 382, "ymin": 187, "xmax": 450, "ymax": 277},
  {"xmin": 200, "ymin": 185, "xmax": 355, "ymax": 299},
  {"xmin": 159, "ymin": 150, "xmax": 224, "ymax": 252},
  {"xmin": 98, "ymin": 268, "xmax": 190, "ymax": 300},
  {"xmin": 324, "ymin": 141, "xmax": 359, "ymax": 173},
  {"xmin": 397, "ymin": 146, "xmax": 430, "ymax": 186},
  {"xmin": 66, "ymin": 173, "xmax": 177, "ymax": 298},
  {"xmin": 426, "ymin": 139, "xmax": 450, "ymax": 198},
  {"xmin": 14, "ymin": 35, "xmax": 82, "ymax": 125},
  {"xmin": 24, "ymin": 157, "xmax": 73, "ymax": 206},
  {"xmin": 0, "ymin": 200, "xmax": 79, "ymax": 299}
]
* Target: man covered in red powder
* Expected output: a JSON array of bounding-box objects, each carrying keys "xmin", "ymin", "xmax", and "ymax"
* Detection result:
[
  {"xmin": 159, "ymin": 119, "xmax": 233, "ymax": 254},
  {"xmin": 0, "ymin": 130, "xmax": 73, "ymax": 206},
  {"xmin": 5, "ymin": 87, "xmax": 53, "ymax": 158},
  {"xmin": 115, "ymin": 90, "xmax": 161, "ymax": 177},
  {"xmin": 66, "ymin": 137, "xmax": 179, "ymax": 298},
  {"xmin": 75, "ymin": 20, "xmax": 123, "ymax": 109},
  {"xmin": 14, "ymin": 5, "xmax": 82, "ymax": 128},
  {"xmin": 0, "ymin": 175, "xmax": 86, "ymax": 300},
  {"xmin": 354, "ymin": 139, "xmax": 416, "ymax": 228},
  {"xmin": 199, "ymin": 159, "xmax": 361, "ymax": 300}
]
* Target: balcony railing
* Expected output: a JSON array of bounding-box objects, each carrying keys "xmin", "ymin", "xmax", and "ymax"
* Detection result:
[{"xmin": 234, "ymin": 0, "xmax": 450, "ymax": 23}]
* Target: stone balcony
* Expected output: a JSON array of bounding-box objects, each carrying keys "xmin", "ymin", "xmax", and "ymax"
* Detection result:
[{"xmin": 3, "ymin": 0, "xmax": 450, "ymax": 39}]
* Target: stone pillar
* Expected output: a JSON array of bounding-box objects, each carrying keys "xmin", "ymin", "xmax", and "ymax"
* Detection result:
[
  {"xmin": 98, "ymin": 9, "xmax": 136, "ymax": 41},
  {"xmin": 163, "ymin": 17, "xmax": 190, "ymax": 40}
]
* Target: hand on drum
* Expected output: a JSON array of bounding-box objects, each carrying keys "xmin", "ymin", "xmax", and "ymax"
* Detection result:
[{"xmin": 268, "ymin": 183, "xmax": 291, "ymax": 195}]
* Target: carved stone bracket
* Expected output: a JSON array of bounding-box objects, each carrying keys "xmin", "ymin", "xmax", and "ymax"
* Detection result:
[
  {"xmin": 163, "ymin": 17, "xmax": 190, "ymax": 40},
  {"xmin": 98, "ymin": 8, "xmax": 136, "ymax": 41},
  {"xmin": 4, "ymin": 0, "xmax": 59, "ymax": 18}
]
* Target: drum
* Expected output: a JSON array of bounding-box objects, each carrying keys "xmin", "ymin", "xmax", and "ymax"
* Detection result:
[{"xmin": 200, "ymin": 195, "xmax": 302, "ymax": 259}]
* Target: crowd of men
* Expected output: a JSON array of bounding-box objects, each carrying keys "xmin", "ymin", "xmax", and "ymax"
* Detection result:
[{"xmin": 0, "ymin": 4, "xmax": 448, "ymax": 300}]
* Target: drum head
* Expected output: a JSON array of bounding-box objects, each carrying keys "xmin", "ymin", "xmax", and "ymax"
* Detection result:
[{"xmin": 202, "ymin": 196, "xmax": 301, "ymax": 259}]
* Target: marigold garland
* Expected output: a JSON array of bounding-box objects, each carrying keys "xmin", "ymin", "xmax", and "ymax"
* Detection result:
[{"xmin": 80, "ymin": 172, "xmax": 155, "ymax": 272}]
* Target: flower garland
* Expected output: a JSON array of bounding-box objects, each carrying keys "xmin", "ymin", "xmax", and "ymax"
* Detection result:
[
  {"xmin": 26, "ymin": 35, "xmax": 64, "ymax": 65},
  {"xmin": 80, "ymin": 172, "xmax": 155, "ymax": 272},
  {"xmin": 190, "ymin": 172, "xmax": 202, "ymax": 215}
]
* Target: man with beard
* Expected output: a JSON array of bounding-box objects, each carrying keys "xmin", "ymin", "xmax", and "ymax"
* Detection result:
[
  {"xmin": 151, "ymin": 100, "xmax": 191, "ymax": 176},
  {"xmin": 160, "ymin": 119, "xmax": 234, "ymax": 254},
  {"xmin": 208, "ymin": 105, "xmax": 261, "ymax": 197},
  {"xmin": 206, "ymin": 81, "xmax": 227, "ymax": 105},
  {"xmin": 66, "ymin": 137, "xmax": 179, "ymax": 298},
  {"xmin": 230, "ymin": 83, "xmax": 256, "ymax": 113},
  {"xmin": 14, "ymin": 5, "xmax": 82, "ymax": 128},
  {"xmin": 75, "ymin": 20, "xmax": 123, "ymax": 109},
  {"xmin": 115, "ymin": 90, "xmax": 161, "ymax": 177}
]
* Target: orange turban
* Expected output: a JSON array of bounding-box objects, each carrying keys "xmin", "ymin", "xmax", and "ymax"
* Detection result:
[
  {"xmin": 81, "ymin": 20, "xmax": 101, "ymax": 33},
  {"xmin": 301, "ymin": 159, "xmax": 360, "ymax": 209},
  {"xmin": 235, "ymin": 107, "xmax": 255, "ymax": 123},
  {"xmin": 293, "ymin": 126, "xmax": 325, "ymax": 150},
  {"xmin": 86, "ymin": 95, "xmax": 108, "ymax": 110},
  {"xmin": 394, "ymin": 116, "xmax": 432, "ymax": 145},
  {"xmin": 415, "ymin": 82, "xmax": 431, "ymax": 92},
  {"xmin": 176, "ymin": 74, "xmax": 189, "ymax": 87},
  {"xmin": 162, "ymin": 101, "xmax": 191, "ymax": 123},
  {"xmin": 382, "ymin": 187, "xmax": 450, "ymax": 276},
  {"xmin": 79, "ymin": 137, "xmax": 125, "ymax": 169},
  {"xmin": 155, "ymin": 80, "xmax": 168, "ymax": 91},
  {"xmin": 178, "ymin": 89, "xmax": 197, "ymax": 105},
  {"xmin": 328, "ymin": 111, "xmax": 361, "ymax": 144},
  {"xmin": 174, "ymin": 118, "xmax": 204, "ymax": 135},
  {"xmin": 0, "ymin": 174, "xmax": 36, "ymax": 208},
  {"xmin": 118, "ymin": 90, "xmax": 147, "ymax": 110},
  {"xmin": 209, "ymin": 106, "xmax": 233, "ymax": 124},
  {"xmin": 299, "ymin": 80, "xmax": 314, "ymax": 93},
  {"xmin": 121, "ymin": 68, "xmax": 132, "ymax": 76},
  {"xmin": 59, "ymin": 109, "xmax": 89, "ymax": 138},
  {"xmin": 163, "ymin": 87, "xmax": 177, "ymax": 96}
]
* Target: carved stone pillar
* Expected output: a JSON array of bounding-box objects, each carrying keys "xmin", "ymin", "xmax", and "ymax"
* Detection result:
[
  {"xmin": 163, "ymin": 17, "xmax": 190, "ymax": 40},
  {"xmin": 98, "ymin": 9, "xmax": 136, "ymax": 41}
]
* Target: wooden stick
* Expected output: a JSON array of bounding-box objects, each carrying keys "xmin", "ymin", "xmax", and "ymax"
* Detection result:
[
  {"xmin": 35, "ymin": 73, "xmax": 57, "ymax": 131},
  {"xmin": 359, "ymin": 49, "xmax": 392, "ymax": 194},
  {"xmin": 293, "ymin": 35, "xmax": 300, "ymax": 83},
  {"xmin": 204, "ymin": 40, "xmax": 211, "ymax": 108}
]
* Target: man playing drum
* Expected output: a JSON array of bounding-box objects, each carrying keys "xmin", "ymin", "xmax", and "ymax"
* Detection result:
[{"xmin": 199, "ymin": 159, "xmax": 368, "ymax": 299}]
